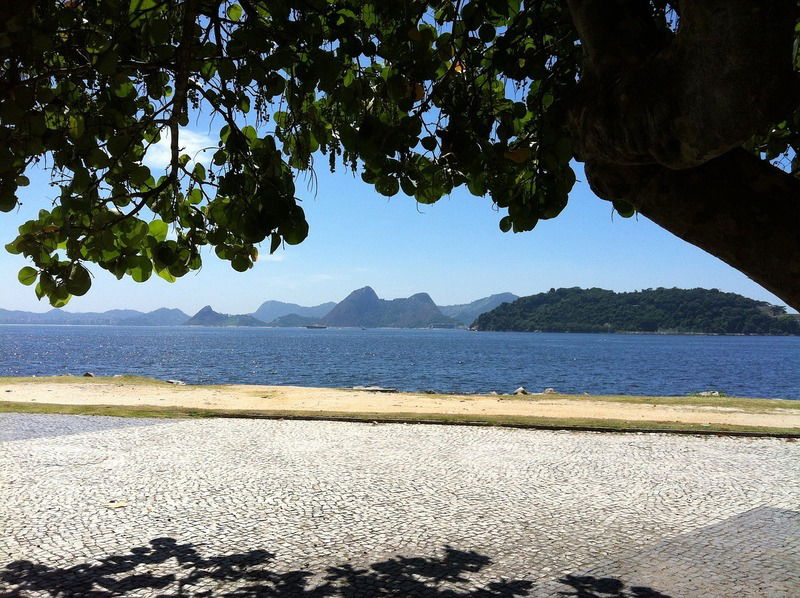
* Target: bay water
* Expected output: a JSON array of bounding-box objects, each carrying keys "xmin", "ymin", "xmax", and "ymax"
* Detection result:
[{"xmin": 0, "ymin": 325, "xmax": 798, "ymax": 399}]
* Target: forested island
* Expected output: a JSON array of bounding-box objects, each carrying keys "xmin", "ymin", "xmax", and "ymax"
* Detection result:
[{"xmin": 473, "ymin": 288, "xmax": 800, "ymax": 335}]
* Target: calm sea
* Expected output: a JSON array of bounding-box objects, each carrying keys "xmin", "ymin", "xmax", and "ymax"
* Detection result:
[{"xmin": 0, "ymin": 325, "xmax": 798, "ymax": 399}]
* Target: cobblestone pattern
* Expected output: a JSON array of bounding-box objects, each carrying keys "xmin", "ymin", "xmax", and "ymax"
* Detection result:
[
  {"xmin": 531, "ymin": 506, "xmax": 800, "ymax": 597},
  {"xmin": 1, "ymin": 416, "xmax": 798, "ymax": 597},
  {"xmin": 0, "ymin": 414, "xmax": 167, "ymax": 443}
]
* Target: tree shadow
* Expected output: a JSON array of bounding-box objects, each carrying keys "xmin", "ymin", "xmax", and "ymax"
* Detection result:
[
  {"xmin": 0, "ymin": 538, "xmax": 672, "ymax": 597},
  {"xmin": 557, "ymin": 574, "xmax": 672, "ymax": 598},
  {"xmin": 0, "ymin": 537, "xmax": 531, "ymax": 597}
]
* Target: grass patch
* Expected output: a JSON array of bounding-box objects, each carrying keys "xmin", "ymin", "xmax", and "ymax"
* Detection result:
[
  {"xmin": 456, "ymin": 394, "xmax": 800, "ymax": 411},
  {"xmin": 0, "ymin": 375, "xmax": 170, "ymax": 386},
  {"xmin": 0, "ymin": 400, "xmax": 213, "ymax": 419},
  {"xmin": 1, "ymin": 400, "xmax": 797, "ymax": 437}
]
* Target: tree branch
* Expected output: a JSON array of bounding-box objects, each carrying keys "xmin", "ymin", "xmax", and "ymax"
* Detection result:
[{"xmin": 585, "ymin": 149, "xmax": 800, "ymax": 309}]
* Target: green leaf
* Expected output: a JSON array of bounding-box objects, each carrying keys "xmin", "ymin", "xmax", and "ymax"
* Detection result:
[
  {"xmin": 192, "ymin": 162, "xmax": 206, "ymax": 182},
  {"xmin": 112, "ymin": 76, "xmax": 135, "ymax": 98},
  {"xmin": 227, "ymin": 3, "xmax": 243, "ymax": 21},
  {"xmin": 0, "ymin": 188, "xmax": 16, "ymax": 212},
  {"xmin": 479, "ymin": 24, "xmax": 496, "ymax": 42},
  {"xmin": 416, "ymin": 185, "xmax": 443, "ymax": 204},
  {"xmin": 386, "ymin": 74, "xmax": 409, "ymax": 102},
  {"xmin": 131, "ymin": 165, "xmax": 151, "ymax": 187},
  {"xmin": 467, "ymin": 179, "xmax": 486, "ymax": 197},
  {"xmin": 68, "ymin": 115, "xmax": 85, "ymax": 140},
  {"xmin": 156, "ymin": 268, "xmax": 177, "ymax": 283},
  {"xmin": 231, "ymin": 254, "xmax": 250, "ymax": 272},
  {"xmin": 282, "ymin": 220, "xmax": 309, "ymax": 245},
  {"xmin": 188, "ymin": 188, "xmax": 203, "ymax": 204},
  {"xmin": 149, "ymin": 219, "xmax": 168, "ymax": 241},
  {"xmin": 242, "ymin": 125, "xmax": 257, "ymax": 142},
  {"xmin": 375, "ymin": 176, "xmax": 400, "ymax": 197},
  {"xmin": 613, "ymin": 200, "xmax": 636, "ymax": 218},
  {"xmin": 66, "ymin": 263, "xmax": 91, "ymax": 296},
  {"xmin": 212, "ymin": 149, "xmax": 227, "ymax": 165},
  {"xmin": 200, "ymin": 60, "xmax": 217, "ymax": 80},
  {"xmin": 499, "ymin": 216, "xmax": 513, "ymax": 233},
  {"xmin": 18, "ymin": 266, "xmax": 37, "ymax": 286},
  {"xmin": 128, "ymin": 256, "xmax": 153, "ymax": 282},
  {"xmin": 129, "ymin": 0, "xmax": 157, "ymax": 15},
  {"xmin": 400, "ymin": 177, "xmax": 416, "ymax": 196},
  {"xmin": 461, "ymin": 2, "xmax": 481, "ymax": 30},
  {"xmin": 72, "ymin": 167, "xmax": 91, "ymax": 192},
  {"xmin": 50, "ymin": 295, "xmax": 72, "ymax": 308},
  {"xmin": 421, "ymin": 136, "xmax": 437, "ymax": 151},
  {"xmin": 270, "ymin": 233, "xmax": 281, "ymax": 254}
]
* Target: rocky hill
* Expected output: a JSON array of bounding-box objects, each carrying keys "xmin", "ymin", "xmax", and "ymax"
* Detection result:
[{"xmin": 322, "ymin": 287, "xmax": 457, "ymax": 328}]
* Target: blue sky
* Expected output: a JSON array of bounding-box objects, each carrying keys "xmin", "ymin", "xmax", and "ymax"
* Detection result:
[{"xmin": 0, "ymin": 132, "xmax": 789, "ymax": 315}]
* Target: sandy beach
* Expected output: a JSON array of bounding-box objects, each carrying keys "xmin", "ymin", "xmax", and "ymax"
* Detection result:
[{"xmin": 1, "ymin": 377, "xmax": 797, "ymax": 430}]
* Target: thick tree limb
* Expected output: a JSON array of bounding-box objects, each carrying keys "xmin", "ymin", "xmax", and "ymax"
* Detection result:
[
  {"xmin": 585, "ymin": 150, "xmax": 800, "ymax": 309},
  {"xmin": 567, "ymin": 1, "xmax": 800, "ymax": 308},
  {"xmin": 567, "ymin": 0, "xmax": 797, "ymax": 168},
  {"xmin": 566, "ymin": 0, "xmax": 671, "ymax": 75}
]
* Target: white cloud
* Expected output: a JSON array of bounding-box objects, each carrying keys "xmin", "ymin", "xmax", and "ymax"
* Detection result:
[
  {"xmin": 143, "ymin": 128, "xmax": 216, "ymax": 171},
  {"xmin": 262, "ymin": 253, "xmax": 285, "ymax": 262}
]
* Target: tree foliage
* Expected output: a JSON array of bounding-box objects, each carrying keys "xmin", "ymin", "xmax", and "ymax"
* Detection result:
[
  {"xmin": 0, "ymin": 1, "xmax": 797, "ymax": 307},
  {"xmin": 474, "ymin": 287, "xmax": 800, "ymax": 334}
]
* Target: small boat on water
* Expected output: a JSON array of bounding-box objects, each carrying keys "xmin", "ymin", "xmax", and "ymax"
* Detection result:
[{"xmin": 305, "ymin": 324, "xmax": 327, "ymax": 329}]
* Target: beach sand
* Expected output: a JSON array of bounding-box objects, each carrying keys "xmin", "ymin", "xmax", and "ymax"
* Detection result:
[{"xmin": 1, "ymin": 378, "xmax": 797, "ymax": 430}]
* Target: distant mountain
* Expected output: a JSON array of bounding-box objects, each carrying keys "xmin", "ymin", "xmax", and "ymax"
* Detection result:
[
  {"xmin": 268, "ymin": 313, "xmax": 323, "ymax": 327},
  {"xmin": 322, "ymin": 286, "xmax": 457, "ymax": 328},
  {"xmin": 439, "ymin": 293, "xmax": 519, "ymax": 325},
  {"xmin": 252, "ymin": 300, "xmax": 336, "ymax": 322},
  {"xmin": 120, "ymin": 308, "xmax": 190, "ymax": 326},
  {"xmin": 184, "ymin": 306, "xmax": 268, "ymax": 327},
  {"xmin": 474, "ymin": 287, "xmax": 800, "ymax": 335},
  {"xmin": 0, "ymin": 308, "xmax": 143, "ymax": 325}
]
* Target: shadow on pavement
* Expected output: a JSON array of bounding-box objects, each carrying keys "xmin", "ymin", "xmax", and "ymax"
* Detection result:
[
  {"xmin": 0, "ymin": 537, "xmax": 670, "ymax": 597},
  {"xmin": 556, "ymin": 574, "xmax": 672, "ymax": 597}
]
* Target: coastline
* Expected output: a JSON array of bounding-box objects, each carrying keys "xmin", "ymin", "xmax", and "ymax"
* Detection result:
[{"xmin": 1, "ymin": 376, "xmax": 798, "ymax": 435}]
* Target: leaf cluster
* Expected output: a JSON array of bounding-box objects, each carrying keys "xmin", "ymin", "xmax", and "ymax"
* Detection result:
[{"xmin": 0, "ymin": 1, "xmax": 582, "ymax": 304}]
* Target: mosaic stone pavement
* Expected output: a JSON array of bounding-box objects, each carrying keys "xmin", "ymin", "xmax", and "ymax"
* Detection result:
[{"xmin": 0, "ymin": 413, "xmax": 797, "ymax": 597}]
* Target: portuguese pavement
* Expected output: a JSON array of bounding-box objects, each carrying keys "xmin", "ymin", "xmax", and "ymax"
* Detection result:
[{"xmin": 0, "ymin": 414, "xmax": 797, "ymax": 597}]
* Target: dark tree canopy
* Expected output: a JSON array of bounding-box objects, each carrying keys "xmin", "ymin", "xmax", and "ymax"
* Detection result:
[{"xmin": 0, "ymin": 1, "xmax": 797, "ymax": 307}]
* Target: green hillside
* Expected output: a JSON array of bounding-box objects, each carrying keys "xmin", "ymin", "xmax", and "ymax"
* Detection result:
[
  {"xmin": 473, "ymin": 288, "xmax": 800, "ymax": 335},
  {"xmin": 184, "ymin": 306, "xmax": 267, "ymax": 327}
]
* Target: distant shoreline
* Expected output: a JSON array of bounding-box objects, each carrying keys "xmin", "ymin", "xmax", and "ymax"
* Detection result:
[{"xmin": 2, "ymin": 322, "xmax": 800, "ymax": 337}]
